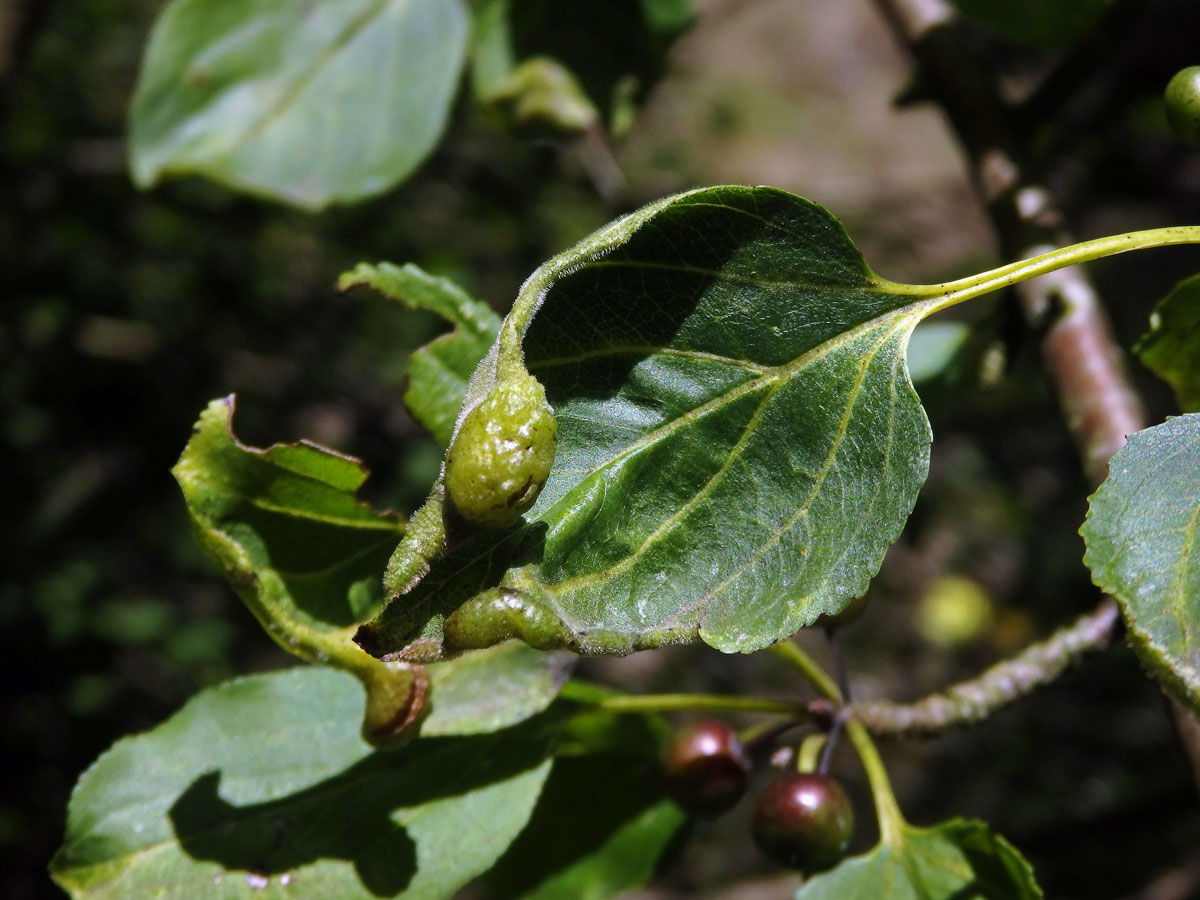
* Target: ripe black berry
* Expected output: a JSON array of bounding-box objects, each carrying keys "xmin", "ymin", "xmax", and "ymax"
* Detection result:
[
  {"xmin": 662, "ymin": 719, "xmax": 752, "ymax": 816},
  {"xmin": 751, "ymin": 772, "xmax": 854, "ymax": 871}
]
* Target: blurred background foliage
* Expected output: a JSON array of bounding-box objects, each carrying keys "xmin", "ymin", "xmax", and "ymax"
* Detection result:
[{"xmin": 7, "ymin": 1, "xmax": 1200, "ymax": 898}]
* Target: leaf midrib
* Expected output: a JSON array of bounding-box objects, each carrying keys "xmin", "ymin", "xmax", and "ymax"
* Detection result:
[
  {"xmin": 538, "ymin": 307, "xmax": 923, "ymax": 599},
  {"xmin": 216, "ymin": 0, "xmax": 391, "ymax": 161}
]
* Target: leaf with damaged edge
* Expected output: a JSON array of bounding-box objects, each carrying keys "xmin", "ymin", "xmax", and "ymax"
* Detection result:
[
  {"xmin": 339, "ymin": 262, "xmax": 502, "ymax": 446},
  {"xmin": 129, "ymin": 0, "xmax": 468, "ymax": 209},
  {"xmin": 50, "ymin": 666, "xmax": 555, "ymax": 900},
  {"xmin": 1082, "ymin": 414, "xmax": 1200, "ymax": 713},
  {"xmin": 173, "ymin": 396, "xmax": 420, "ymax": 745}
]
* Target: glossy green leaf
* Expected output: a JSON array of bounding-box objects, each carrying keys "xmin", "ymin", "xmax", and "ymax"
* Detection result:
[
  {"xmin": 50, "ymin": 667, "xmax": 554, "ymax": 900},
  {"xmin": 950, "ymin": 0, "xmax": 1112, "ymax": 46},
  {"xmin": 1082, "ymin": 415, "xmax": 1200, "ymax": 712},
  {"xmin": 1135, "ymin": 273, "xmax": 1200, "ymax": 412},
  {"xmin": 339, "ymin": 263, "xmax": 501, "ymax": 446},
  {"xmin": 798, "ymin": 820, "xmax": 1042, "ymax": 899},
  {"xmin": 365, "ymin": 185, "xmax": 952, "ymax": 659},
  {"xmin": 129, "ymin": 0, "xmax": 469, "ymax": 210}
]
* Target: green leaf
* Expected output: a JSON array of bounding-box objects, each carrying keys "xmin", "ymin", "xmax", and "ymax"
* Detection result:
[
  {"xmin": 949, "ymin": 0, "xmax": 1112, "ymax": 46},
  {"xmin": 907, "ymin": 321, "xmax": 970, "ymax": 384},
  {"xmin": 1134, "ymin": 273, "xmax": 1200, "ymax": 412},
  {"xmin": 798, "ymin": 820, "xmax": 1042, "ymax": 899},
  {"xmin": 467, "ymin": 0, "xmax": 517, "ymax": 98},
  {"xmin": 1082, "ymin": 415, "xmax": 1200, "ymax": 712},
  {"xmin": 485, "ymin": 689, "xmax": 685, "ymax": 900},
  {"xmin": 129, "ymin": 0, "xmax": 469, "ymax": 210},
  {"xmin": 639, "ymin": 0, "xmax": 695, "ymax": 34},
  {"xmin": 507, "ymin": 1, "xmax": 689, "ymax": 124},
  {"xmin": 339, "ymin": 263, "xmax": 501, "ymax": 446},
  {"xmin": 483, "ymin": 57, "xmax": 600, "ymax": 139},
  {"xmin": 421, "ymin": 641, "xmax": 573, "ymax": 737},
  {"xmin": 486, "ymin": 759, "xmax": 684, "ymax": 900},
  {"xmin": 366, "ymin": 185, "xmax": 949, "ymax": 658},
  {"xmin": 51, "ymin": 667, "xmax": 555, "ymax": 900},
  {"xmin": 174, "ymin": 396, "xmax": 423, "ymax": 744}
]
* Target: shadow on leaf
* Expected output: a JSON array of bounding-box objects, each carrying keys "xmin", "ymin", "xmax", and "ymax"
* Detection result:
[{"xmin": 168, "ymin": 720, "xmax": 556, "ymax": 896}]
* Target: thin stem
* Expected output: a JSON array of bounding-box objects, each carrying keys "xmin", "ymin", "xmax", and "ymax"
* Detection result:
[
  {"xmin": 592, "ymin": 692, "xmax": 809, "ymax": 717},
  {"xmin": 851, "ymin": 599, "xmax": 1120, "ymax": 737},
  {"xmin": 817, "ymin": 712, "xmax": 847, "ymax": 775},
  {"xmin": 741, "ymin": 717, "xmax": 808, "ymax": 754},
  {"xmin": 888, "ymin": 226, "xmax": 1200, "ymax": 315},
  {"xmin": 826, "ymin": 627, "xmax": 852, "ymax": 702},
  {"xmin": 770, "ymin": 639, "xmax": 842, "ymax": 702},
  {"xmin": 846, "ymin": 719, "xmax": 906, "ymax": 846}
]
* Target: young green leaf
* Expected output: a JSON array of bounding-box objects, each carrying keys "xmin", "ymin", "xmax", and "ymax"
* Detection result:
[
  {"xmin": 1082, "ymin": 415, "xmax": 1200, "ymax": 712},
  {"xmin": 50, "ymin": 667, "xmax": 555, "ymax": 900},
  {"xmin": 797, "ymin": 819, "xmax": 1041, "ymax": 899},
  {"xmin": 363, "ymin": 187, "xmax": 1200, "ymax": 662},
  {"xmin": 339, "ymin": 262, "xmax": 502, "ymax": 446},
  {"xmin": 1134, "ymin": 273, "xmax": 1200, "ymax": 412},
  {"xmin": 129, "ymin": 0, "xmax": 469, "ymax": 210}
]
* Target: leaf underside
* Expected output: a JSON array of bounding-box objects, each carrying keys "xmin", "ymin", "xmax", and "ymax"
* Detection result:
[
  {"xmin": 364, "ymin": 185, "xmax": 943, "ymax": 659},
  {"xmin": 1082, "ymin": 414, "xmax": 1200, "ymax": 713},
  {"xmin": 129, "ymin": 0, "xmax": 469, "ymax": 209}
]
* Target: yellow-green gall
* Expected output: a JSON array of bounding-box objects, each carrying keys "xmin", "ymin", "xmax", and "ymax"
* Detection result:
[{"xmin": 444, "ymin": 372, "xmax": 557, "ymax": 528}]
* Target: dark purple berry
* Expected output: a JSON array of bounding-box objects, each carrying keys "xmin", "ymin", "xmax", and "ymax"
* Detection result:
[
  {"xmin": 662, "ymin": 719, "xmax": 751, "ymax": 816},
  {"xmin": 752, "ymin": 772, "xmax": 854, "ymax": 871}
]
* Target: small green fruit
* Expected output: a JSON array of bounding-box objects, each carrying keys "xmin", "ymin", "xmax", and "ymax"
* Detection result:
[
  {"xmin": 752, "ymin": 772, "xmax": 854, "ymax": 871},
  {"xmin": 662, "ymin": 719, "xmax": 752, "ymax": 816},
  {"xmin": 1165, "ymin": 66, "xmax": 1200, "ymax": 146},
  {"xmin": 444, "ymin": 372, "xmax": 557, "ymax": 528}
]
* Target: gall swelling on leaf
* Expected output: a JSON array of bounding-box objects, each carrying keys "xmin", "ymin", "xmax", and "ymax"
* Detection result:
[
  {"xmin": 662, "ymin": 719, "xmax": 752, "ymax": 816},
  {"xmin": 752, "ymin": 772, "xmax": 854, "ymax": 871},
  {"xmin": 445, "ymin": 372, "xmax": 557, "ymax": 528}
]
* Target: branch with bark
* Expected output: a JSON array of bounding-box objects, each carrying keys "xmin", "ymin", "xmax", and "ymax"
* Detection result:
[{"xmin": 865, "ymin": 0, "xmax": 1200, "ymax": 785}]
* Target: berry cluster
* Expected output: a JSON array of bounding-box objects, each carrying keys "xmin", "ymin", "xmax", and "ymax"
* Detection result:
[{"xmin": 661, "ymin": 719, "xmax": 854, "ymax": 873}]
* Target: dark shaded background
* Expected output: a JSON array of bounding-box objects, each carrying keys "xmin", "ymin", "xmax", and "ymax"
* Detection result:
[{"xmin": 6, "ymin": 1, "xmax": 1200, "ymax": 898}]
